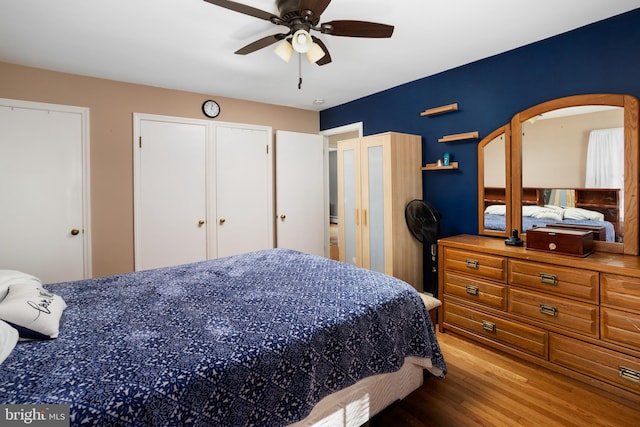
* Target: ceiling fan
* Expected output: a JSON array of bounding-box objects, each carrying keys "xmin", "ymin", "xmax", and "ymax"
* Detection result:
[{"xmin": 203, "ymin": 0, "xmax": 394, "ymax": 66}]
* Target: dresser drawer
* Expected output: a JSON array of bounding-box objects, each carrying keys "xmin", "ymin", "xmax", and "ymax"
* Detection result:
[
  {"xmin": 602, "ymin": 307, "xmax": 640, "ymax": 352},
  {"xmin": 601, "ymin": 274, "xmax": 640, "ymax": 315},
  {"xmin": 443, "ymin": 248, "xmax": 506, "ymax": 282},
  {"xmin": 443, "ymin": 271, "xmax": 507, "ymax": 310},
  {"xmin": 550, "ymin": 333, "xmax": 640, "ymax": 395},
  {"xmin": 509, "ymin": 288, "xmax": 599, "ymax": 338},
  {"xmin": 444, "ymin": 299, "xmax": 548, "ymax": 358},
  {"xmin": 508, "ymin": 259, "xmax": 598, "ymax": 303}
]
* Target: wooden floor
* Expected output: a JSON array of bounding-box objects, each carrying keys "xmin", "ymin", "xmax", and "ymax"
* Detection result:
[{"xmin": 368, "ymin": 331, "xmax": 640, "ymax": 427}]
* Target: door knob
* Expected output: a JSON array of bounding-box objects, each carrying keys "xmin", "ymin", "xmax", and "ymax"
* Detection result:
[
  {"xmin": 280, "ymin": 214, "xmax": 286, "ymax": 221},
  {"xmin": 198, "ymin": 220, "xmax": 205, "ymax": 226},
  {"xmin": 219, "ymin": 218, "xmax": 226, "ymax": 224},
  {"xmin": 70, "ymin": 229, "xmax": 80, "ymax": 236}
]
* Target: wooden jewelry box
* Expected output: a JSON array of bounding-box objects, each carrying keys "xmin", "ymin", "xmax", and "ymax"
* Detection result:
[{"xmin": 526, "ymin": 227, "xmax": 594, "ymax": 257}]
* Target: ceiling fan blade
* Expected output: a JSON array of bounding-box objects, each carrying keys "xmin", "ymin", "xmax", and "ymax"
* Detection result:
[
  {"xmin": 203, "ymin": 0, "xmax": 278, "ymax": 22},
  {"xmin": 234, "ymin": 34, "xmax": 287, "ymax": 55},
  {"xmin": 299, "ymin": 0, "xmax": 332, "ymax": 19},
  {"xmin": 322, "ymin": 20, "xmax": 394, "ymax": 38},
  {"xmin": 311, "ymin": 36, "xmax": 332, "ymax": 66}
]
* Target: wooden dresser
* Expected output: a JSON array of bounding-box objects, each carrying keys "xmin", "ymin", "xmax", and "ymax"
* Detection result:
[{"xmin": 438, "ymin": 234, "xmax": 640, "ymax": 402}]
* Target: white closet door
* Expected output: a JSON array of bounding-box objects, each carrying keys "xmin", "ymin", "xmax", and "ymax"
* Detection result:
[
  {"xmin": 275, "ymin": 130, "xmax": 326, "ymax": 257},
  {"xmin": 135, "ymin": 117, "xmax": 207, "ymax": 271},
  {"xmin": 0, "ymin": 101, "xmax": 90, "ymax": 284},
  {"xmin": 213, "ymin": 124, "xmax": 273, "ymax": 258}
]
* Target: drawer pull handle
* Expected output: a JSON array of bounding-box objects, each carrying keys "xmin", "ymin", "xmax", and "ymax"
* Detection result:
[
  {"xmin": 539, "ymin": 304, "xmax": 558, "ymax": 317},
  {"xmin": 619, "ymin": 366, "xmax": 640, "ymax": 383},
  {"xmin": 466, "ymin": 259, "xmax": 479, "ymax": 269},
  {"xmin": 482, "ymin": 320, "xmax": 496, "ymax": 332},
  {"xmin": 466, "ymin": 285, "xmax": 479, "ymax": 296},
  {"xmin": 539, "ymin": 273, "xmax": 558, "ymax": 286}
]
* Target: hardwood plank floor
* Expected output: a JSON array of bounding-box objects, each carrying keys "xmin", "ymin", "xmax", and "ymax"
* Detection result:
[{"xmin": 368, "ymin": 331, "xmax": 640, "ymax": 427}]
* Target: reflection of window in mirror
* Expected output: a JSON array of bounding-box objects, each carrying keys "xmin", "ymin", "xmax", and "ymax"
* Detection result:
[{"xmin": 521, "ymin": 106, "xmax": 624, "ymax": 242}]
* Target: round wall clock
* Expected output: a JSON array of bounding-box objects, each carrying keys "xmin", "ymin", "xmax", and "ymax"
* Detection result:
[{"xmin": 202, "ymin": 100, "xmax": 220, "ymax": 118}]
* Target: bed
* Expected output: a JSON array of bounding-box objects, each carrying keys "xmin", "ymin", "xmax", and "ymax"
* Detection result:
[
  {"xmin": 0, "ymin": 248, "xmax": 446, "ymax": 426},
  {"xmin": 484, "ymin": 207, "xmax": 616, "ymax": 241},
  {"xmin": 483, "ymin": 187, "xmax": 620, "ymax": 242}
]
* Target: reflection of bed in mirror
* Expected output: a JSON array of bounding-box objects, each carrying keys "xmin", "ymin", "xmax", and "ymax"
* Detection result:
[{"xmin": 483, "ymin": 187, "xmax": 620, "ymax": 242}]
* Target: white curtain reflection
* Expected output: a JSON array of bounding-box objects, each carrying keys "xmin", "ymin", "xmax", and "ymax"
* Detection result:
[{"xmin": 585, "ymin": 127, "xmax": 624, "ymax": 218}]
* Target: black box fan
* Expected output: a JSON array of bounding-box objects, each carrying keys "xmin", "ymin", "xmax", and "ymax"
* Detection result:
[{"xmin": 405, "ymin": 199, "xmax": 441, "ymax": 295}]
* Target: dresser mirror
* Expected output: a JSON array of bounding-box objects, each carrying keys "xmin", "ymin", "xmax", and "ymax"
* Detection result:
[
  {"xmin": 478, "ymin": 126, "xmax": 510, "ymax": 237},
  {"xmin": 479, "ymin": 93, "xmax": 639, "ymax": 255}
]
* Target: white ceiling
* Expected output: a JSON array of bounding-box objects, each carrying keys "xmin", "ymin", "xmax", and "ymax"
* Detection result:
[{"xmin": 1, "ymin": 0, "xmax": 638, "ymax": 111}]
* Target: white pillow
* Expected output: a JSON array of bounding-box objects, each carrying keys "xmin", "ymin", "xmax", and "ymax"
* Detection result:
[
  {"xmin": 0, "ymin": 284, "xmax": 67, "ymax": 340},
  {"xmin": 522, "ymin": 205, "xmax": 564, "ymax": 221},
  {"xmin": 563, "ymin": 207, "xmax": 605, "ymax": 221},
  {"xmin": 485, "ymin": 204, "xmax": 506, "ymax": 215},
  {"xmin": 0, "ymin": 270, "xmax": 42, "ymax": 301},
  {"xmin": 0, "ymin": 320, "xmax": 18, "ymax": 365}
]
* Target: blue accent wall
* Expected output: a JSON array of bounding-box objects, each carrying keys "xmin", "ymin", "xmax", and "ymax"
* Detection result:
[{"xmin": 320, "ymin": 8, "xmax": 640, "ymax": 293}]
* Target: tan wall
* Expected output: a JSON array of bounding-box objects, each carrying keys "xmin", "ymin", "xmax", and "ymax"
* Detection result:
[{"xmin": 0, "ymin": 61, "xmax": 319, "ymax": 278}]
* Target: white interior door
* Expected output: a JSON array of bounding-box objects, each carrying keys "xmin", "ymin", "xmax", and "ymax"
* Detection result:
[
  {"xmin": 275, "ymin": 130, "xmax": 326, "ymax": 256},
  {"xmin": 212, "ymin": 124, "xmax": 273, "ymax": 258},
  {"xmin": 0, "ymin": 99, "xmax": 90, "ymax": 284},
  {"xmin": 134, "ymin": 115, "xmax": 207, "ymax": 271}
]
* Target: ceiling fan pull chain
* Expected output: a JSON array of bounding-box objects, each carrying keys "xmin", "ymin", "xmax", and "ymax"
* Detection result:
[{"xmin": 298, "ymin": 53, "xmax": 303, "ymax": 90}]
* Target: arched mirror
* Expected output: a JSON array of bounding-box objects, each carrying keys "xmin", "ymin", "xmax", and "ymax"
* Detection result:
[
  {"xmin": 478, "ymin": 93, "xmax": 639, "ymax": 255},
  {"xmin": 478, "ymin": 126, "xmax": 511, "ymax": 237}
]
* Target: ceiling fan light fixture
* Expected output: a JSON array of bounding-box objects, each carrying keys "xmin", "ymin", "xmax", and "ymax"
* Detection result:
[
  {"xmin": 274, "ymin": 40, "xmax": 294, "ymax": 63},
  {"xmin": 291, "ymin": 29, "xmax": 313, "ymax": 53},
  {"xmin": 306, "ymin": 42, "xmax": 326, "ymax": 64}
]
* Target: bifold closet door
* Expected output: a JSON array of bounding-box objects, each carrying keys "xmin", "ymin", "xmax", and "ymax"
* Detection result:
[
  {"xmin": 135, "ymin": 118, "xmax": 207, "ymax": 271},
  {"xmin": 0, "ymin": 100, "xmax": 89, "ymax": 284}
]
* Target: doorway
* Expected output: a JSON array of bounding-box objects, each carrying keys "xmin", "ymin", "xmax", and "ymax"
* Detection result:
[{"xmin": 320, "ymin": 123, "xmax": 363, "ymax": 261}]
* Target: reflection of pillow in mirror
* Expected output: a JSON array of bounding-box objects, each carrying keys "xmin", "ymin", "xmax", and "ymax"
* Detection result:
[
  {"xmin": 522, "ymin": 206, "xmax": 564, "ymax": 221},
  {"xmin": 0, "ymin": 270, "xmax": 42, "ymax": 301},
  {"xmin": 543, "ymin": 204, "xmax": 564, "ymax": 212},
  {"xmin": 485, "ymin": 205, "xmax": 506, "ymax": 215},
  {"xmin": 563, "ymin": 207, "xmax": 605, "ymax": 221}
]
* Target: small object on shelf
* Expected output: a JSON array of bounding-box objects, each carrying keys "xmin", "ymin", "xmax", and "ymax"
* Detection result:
[
  {"xmin": 422, "ymin": 161, "xmax": 459, "ymax": 171},
  {"xmin": 505, "ymin": 229, "xmax": 524, "ymax": 246},
  {"xmin": 438, "ymin": 131, "xmax": 479, "ymax": 143},
  {"xmin": 420, "ymin": 103, "xmax": 458, "ymax": 117},
  {"xmin": 443, "ymin": 152, "xmax": 450, "ymax": 166}
]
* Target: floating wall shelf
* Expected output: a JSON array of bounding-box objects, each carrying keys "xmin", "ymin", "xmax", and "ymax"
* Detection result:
[
  {"xmin": 438, "ymin": 131, "xmax": 479, "ymax": 143},
  {"xmin": 421, "ymin": 161, "xmax": 459, "ymax": 171},
  {"xmin": 420, "ymin": 103, "xmax": 458, "ymax": 117}
]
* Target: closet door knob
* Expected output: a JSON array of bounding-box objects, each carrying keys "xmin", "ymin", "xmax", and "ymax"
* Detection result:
[
  {"xmin": 219, "ymin": 218, "xmax": 226, "ymax": 224},
  {"xmin": 198, "ymin": 220, "xmax": 205, "ymax": 226},
  {"xmin": 280, "ymin": 214, "xmax": 286, "ymax": 221},
  {"xmin": 70, "ymin": 229, "xmax": 80, "ymax": 236}
]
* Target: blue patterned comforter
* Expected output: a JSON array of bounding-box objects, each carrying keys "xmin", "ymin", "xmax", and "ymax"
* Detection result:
[{"xmin": 0, "ymin": 249, "xmax": 446, "ymax": 426}]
